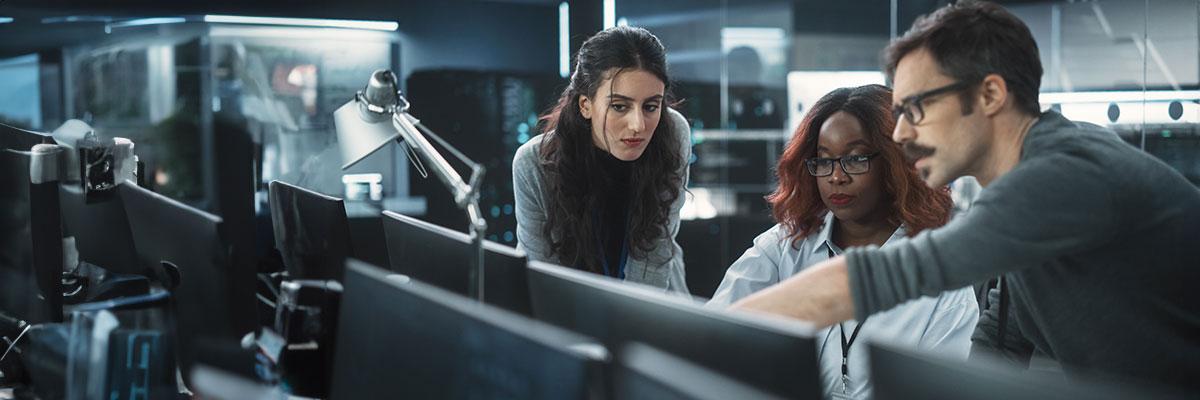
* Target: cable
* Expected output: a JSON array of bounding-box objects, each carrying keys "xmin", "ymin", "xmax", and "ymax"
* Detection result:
[
  {"xmin": 257, "ymin": 273, "xmax": 281, "ymax": 300},
  {"xmin": 414, "ymin": 121, "xmax": 482, "ymax": 172},
  {"xmin": 256, "ymin": 293, "xmax": 277, "ymax": 309},
  {"xmin": 0, "ymin": 324, "xmax": 32, "ymax": 363}
]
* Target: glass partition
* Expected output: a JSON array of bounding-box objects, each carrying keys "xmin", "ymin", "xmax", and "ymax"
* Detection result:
[
  {"xmin": 0, "ymin": 54, "xmax": 42, "ymax": 130},
  {"xmin": 64, "ymin": 24, "xmax": 405, "ymax": 214}
]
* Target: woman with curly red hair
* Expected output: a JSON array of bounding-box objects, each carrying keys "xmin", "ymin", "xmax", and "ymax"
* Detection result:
[{"xmin": 708, "ymin": 85, "xmax": 977, "ymax": 400}]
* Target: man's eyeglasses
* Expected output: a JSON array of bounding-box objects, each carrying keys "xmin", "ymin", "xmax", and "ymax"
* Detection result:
[
  {"xmin": 893, "ymin": 81, "xmax": 974, "ymax": 125},
  {"xmin": 805, "ymin": 153, "xmax": 880, "ymax": 177}
]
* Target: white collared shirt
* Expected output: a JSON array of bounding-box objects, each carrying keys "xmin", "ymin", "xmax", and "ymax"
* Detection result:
[{"xmin": 707, "ymin": 212, "xmax": 978, "ymax": 400}]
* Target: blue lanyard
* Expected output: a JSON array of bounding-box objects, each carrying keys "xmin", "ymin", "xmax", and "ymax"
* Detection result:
[
  {"xmin": 593, "ymin": 211, "xmax": 630, "ymax": 279},
  {"xmin": 599, "ymin": 234, "xmax": 629, "ymax": 279}
]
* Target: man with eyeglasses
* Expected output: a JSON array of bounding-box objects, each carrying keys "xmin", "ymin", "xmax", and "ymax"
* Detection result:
[{"xmin": 732, "ymin": 0, "xmax": 1200, "ymax": 391}]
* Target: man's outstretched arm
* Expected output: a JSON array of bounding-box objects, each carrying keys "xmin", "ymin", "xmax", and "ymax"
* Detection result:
[{"xmin": 731, "ymin": 255, "xmax": 854, "ymax": 329}]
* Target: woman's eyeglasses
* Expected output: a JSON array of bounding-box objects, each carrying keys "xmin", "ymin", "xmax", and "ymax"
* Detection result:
[{"xmin": 805, "ymin": 153, "xmax": 880, "ymax": 177}]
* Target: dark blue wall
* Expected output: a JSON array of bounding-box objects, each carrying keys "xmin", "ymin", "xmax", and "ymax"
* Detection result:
[{"xmin": 396, "ymin": 2, "xmax": 559, "ymax": 85}]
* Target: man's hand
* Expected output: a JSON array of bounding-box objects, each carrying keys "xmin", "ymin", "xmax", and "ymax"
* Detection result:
[{"xmin": 731, "ymin": 255, "xmax": 856, "ymax": 328}]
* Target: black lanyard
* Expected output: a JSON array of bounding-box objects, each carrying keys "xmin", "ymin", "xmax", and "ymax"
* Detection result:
[
  {"xmin": 829, "ymin": 246, "xmax": 867, "ymax": 394},
  {"xmin": 839, "ymin": 320, "xmax": 866, "ymax": 377}
]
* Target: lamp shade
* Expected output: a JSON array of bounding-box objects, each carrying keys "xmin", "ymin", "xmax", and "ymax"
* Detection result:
[{"xmin": 333, "ymin": 100, "xmax": 400, "ymax": 170}]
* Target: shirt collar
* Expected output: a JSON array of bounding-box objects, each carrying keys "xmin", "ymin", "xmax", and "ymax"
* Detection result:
[
  {"xmin": 811, "ymin": 211, "xmax": 908, "ymax": 256},
  {"xmin": 812, "ymin": 212, "xmax": 838, "ymax": 256}
]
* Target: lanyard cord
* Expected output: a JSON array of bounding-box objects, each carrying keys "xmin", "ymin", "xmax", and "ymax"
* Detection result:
[
  {"xmin": 997, "ymin": 275, "xmax": 1009, "ymax": 353},
  {"xmin": 594, "ymin": 210, "xmax": 630, "ymax": 279},
  {"xmin": 828, "ymin": 245, "xmax": 867, "ymax": 391},
  {"xmin": 839, "ymin": 319, "xmax": 867, "ymax": 377}
]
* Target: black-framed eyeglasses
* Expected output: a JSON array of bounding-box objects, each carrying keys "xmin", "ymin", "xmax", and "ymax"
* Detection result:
[
  {"xmin": 893, "ymin": 81, "xmax": 975, "ymax": 125},
  {"xmin": 805, "ymin": 153, "xmax": 880, "ymax": 177}
]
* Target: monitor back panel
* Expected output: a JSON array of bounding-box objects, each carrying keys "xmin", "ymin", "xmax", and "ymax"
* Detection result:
[
  {"xmin": 331, "ymin": 260, "xmax": 604, "ymax": 399},
  {"xmin": 120, "ymin": 183, "xmax": 256, "ymax": 380},
  {"xmin": 527, "ymin": 261, "xmax": 822, "ymax": 399},
  {"xmin": 268, "ymin": 180, "xmax": 354, "ymax": 281},
  {"xmin": 381, "ymin": 210, "xmax": 532, "ymax": 316},
  {"xmin": 59, "ymin": 185, "xmax": 140, "ymax": 275}
]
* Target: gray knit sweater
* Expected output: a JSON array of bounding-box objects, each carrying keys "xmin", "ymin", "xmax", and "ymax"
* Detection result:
[{"xmin": 845, "ymin": 110, "xmax": 1200, "ymax": 389}]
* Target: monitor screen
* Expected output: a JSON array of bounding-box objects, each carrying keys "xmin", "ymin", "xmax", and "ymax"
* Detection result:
[
  {"xmin": 268, "ymin": 180, "xmax": 353, "ymax": 281},
  {"xmin": 330, "ymin": 259, "xmax": 606, "ymax": 400},
  {"xmin": 380, "ymin": 210, "xmax": 532, "ymax": 316},
  {"xmin": 612, "ymin": 342, "xmax": 785, "ymax": 400},
  {"xmin": 120, "ymin": 183, "xmax": 256, "ymax": 383},
  {"xmin": 526, "ymin": 260, "xmax": 822, "ymax": 399},
  {"xmin": 59, "ymin": 185, "xmax": 140, "ymax": 275}
]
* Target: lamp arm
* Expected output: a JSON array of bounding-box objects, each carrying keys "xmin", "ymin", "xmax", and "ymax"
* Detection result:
[{"xmin": 388, "ymin": 110, "xmax": 488, "ymax": 301}]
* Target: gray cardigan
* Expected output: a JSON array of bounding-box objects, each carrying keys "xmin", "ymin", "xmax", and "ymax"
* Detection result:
[{"xmin": 512, "ymin": 108, "xmax": 691, "ymax": 294}]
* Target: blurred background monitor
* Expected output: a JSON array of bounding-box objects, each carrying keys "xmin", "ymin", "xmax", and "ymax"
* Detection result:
[
  {"xmin": 869, "ymin": 344, "xmax": 1191, "ymax": 400},
  {"xmin": 525, "ymin": 260, "xmax": 821, "ymax": 399},
  {"xmin": 612, "ymin": 342, "xmax": 785, "ymax": 400},
  {"xmin": 380, "ymin": 210, "xmax": 532, "ymax": 316},
  {"xmin": 330, "ymin": 260, "xmax": 605, "ymax": 400},
  {"xmin": 0, "ymin": 122, "xmax": 53, "ymax": 151},
  {"xmin": 120, "ymin": 182, "xmax": 257, "ymax": 385},
  {"xmin": 268, "ymin": 179, "xmax": 354, "ymax": 281},
  {"xmin": 59, "ymin": 185, "xmax": 141, "ymax": 276},
  {"xmin": 0, "ymin": 127, "xmax": 62, "ymax": 324}
]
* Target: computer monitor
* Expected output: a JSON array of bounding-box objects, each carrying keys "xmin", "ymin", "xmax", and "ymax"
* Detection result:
[
  {"xmin": 0, "ymin": 137, "xmax": 62, "ymax": 324},
  {"xmin": 119, "ymin": 183, "xmax": 257, "ymax": 384},
  {"xmin": 526, "ymin": 260, "xmax": 822, "ymax": 399},
  {"xmin": 268, "ymin": 180, "xmax": 354, "ymax": 281},
  {"xmin": 330, "ymin": 259, "xmax": 606, "ymax": 400},
  {"xmin": 869, "ymin": 344, "xmax": 1190, "ymax": 400},
  {"xmin": 58, "ymin": 185, "xmax": 141, "ymax": 275},
  {"xmin": 0, "ymin": 122, "xmax": 53, "ymax": 151},
  {"xmin": 612, "ymin": 342, "xmax": 785, "ymax": 400},
  {"xmin": 380, "ymin": 210, "xmax": 532, "ymax": 316}
]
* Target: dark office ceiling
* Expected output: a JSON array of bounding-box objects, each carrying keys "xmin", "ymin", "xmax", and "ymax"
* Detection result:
[
  {"xmin": 0, "ymin": 0, "xmax": 564, "ymax": 58},
  {"xmin": 2, "ymin": 0, "xmax": 433, "ymax": 18},
  {"xmin": 3, "ymin": 0, "xmax": 1193, "ymax": 91},
  {"xmin": 0, "ymin": 0, "xmax": 1043, "ymax": 55}
]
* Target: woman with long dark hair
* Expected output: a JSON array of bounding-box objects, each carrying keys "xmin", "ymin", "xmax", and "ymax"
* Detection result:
[
  {"xmin": 513, "ymin": 26, "xmax": 690, "ymax": 293},
  {"xmin": 708, "ymin": 85, "xmax": 977, "ymax": 399}
]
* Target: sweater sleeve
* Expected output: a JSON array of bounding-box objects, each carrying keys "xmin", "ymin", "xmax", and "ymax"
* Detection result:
[
  {"xmin": 648, "ymin": 109, "xmax": 696, "ymax": 293},
  {"xmin": 845, "ymin": 150, "xmax": 1118, "ymax": 319},
  {"xmin": 513, "ymin": 137, "xmax": 554, "ymax": 264},
  {"xmin": 657, "ymin": 108, "xmax": 693, "ymax": 293}
]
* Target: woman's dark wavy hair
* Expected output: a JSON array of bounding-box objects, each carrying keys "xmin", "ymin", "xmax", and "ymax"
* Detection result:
[
  {"xmin": 769, "ymin": 84, "xmax": 952, "ymax": 244},
  {"xmin": 536, "ymin": 26, "xmax": 682, "ymax": 273}
]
